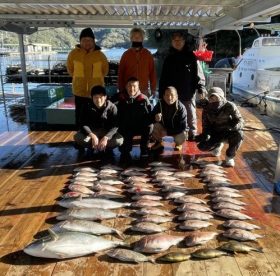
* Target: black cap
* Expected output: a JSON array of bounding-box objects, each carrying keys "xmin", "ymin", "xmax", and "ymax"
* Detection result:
[
  {"xmin": 80, "ymin": 28, "xmax": 95, "ymax": 41},
  {"xmin": 91, "ymin": 85, "xmax": 106, "ymax": 97}
]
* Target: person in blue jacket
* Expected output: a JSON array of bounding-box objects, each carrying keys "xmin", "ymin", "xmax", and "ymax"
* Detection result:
[{"xmin": 151, "ymin": 86, "xmax": 189, "ymax": 152}]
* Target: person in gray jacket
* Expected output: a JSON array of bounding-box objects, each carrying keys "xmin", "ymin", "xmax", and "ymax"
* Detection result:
[
  {"xmin": 196, "ymin": 87, "xmax": 244, "ymax": 167},
  {"xmin": 74, "ymin": 85, "xmax": 123, "ymax": 154}
]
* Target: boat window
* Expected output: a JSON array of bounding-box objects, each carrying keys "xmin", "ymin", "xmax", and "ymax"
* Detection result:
[
  {"xmin": 251, "ymin": 74, "xmax": 254, "ymax": 80},
  {"xmin": 253, "ymin": 40, "xmax": 259, "ymax": 47},
  {"xmin": 239, "ymin": 72, "xmax": 242, "ymax": 78},
  {"xmin": 262, "ymin": 38, "xmax": 280, "ymax": 46}
]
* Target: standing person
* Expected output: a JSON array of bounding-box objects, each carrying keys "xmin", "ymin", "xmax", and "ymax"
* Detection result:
[
  {"xmin": 151, "ymin": 86, "xmax": 189, "ymax": 152},
  {"xmin": 74, "ymin": 85, "xmax": 123, "ymax": 156},
  {"xmin": 117, "ymin": 77, "xmax": 152, "ymax": 162},
  {"xmin": 159, "ymin": 32, "xmax": 206, "ymax": 141},
  {"xmin": 67, "ymin": 27, "xmax": 109, "ymax": 128},
  {"xmin": 118, "ymin": 27, "xmax": 157, "ymax": 97},
  {"xmin": 196, "ymin": 87, "xmax": 244, "ymax": 167}
]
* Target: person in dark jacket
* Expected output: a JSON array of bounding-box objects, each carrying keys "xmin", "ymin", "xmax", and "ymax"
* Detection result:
[
  {"xmin": 159, "ymin": 32, "xmax": 206, "ymax": 141},
  {"xmin": 117, "ymin": 77, "xmax": 153, "ymax": 161},
  {"xmin": 151, "ymin": 86, "xmax": 189, "ymax": 152},
  {"xmin": 196, "ymin": 87, "xmax": 244, "ymax": 167},
  {"xmin": 74, "ymin": 85, "xmax": 123, "ymax": 153}
]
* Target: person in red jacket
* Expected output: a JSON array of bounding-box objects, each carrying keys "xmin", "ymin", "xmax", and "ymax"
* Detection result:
[{"xmin": 118, "ymin": 27, "xmax": 157, "ymax": 97}]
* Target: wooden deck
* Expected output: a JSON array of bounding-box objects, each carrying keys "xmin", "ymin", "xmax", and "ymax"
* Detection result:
[{"xmin": 0, "ymin": 106, "xmax": 280, "ymax": 276}]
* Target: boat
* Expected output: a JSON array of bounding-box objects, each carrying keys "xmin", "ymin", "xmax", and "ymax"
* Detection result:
[{"xmin": 232, "ymin": 36, "xmax": 280, "ymax": 116}]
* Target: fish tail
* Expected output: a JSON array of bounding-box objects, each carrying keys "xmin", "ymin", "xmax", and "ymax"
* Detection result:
[
  {"xmin": 254, "ymin": 247, "xmax": 263, "ymax": 253},
  {"xmin": 115, "ymin": 230, "xmax": 125, "ymax": 240},
  {"xmin": 148, "ymin": 257, "xmax": 156, "ymax": 264}
]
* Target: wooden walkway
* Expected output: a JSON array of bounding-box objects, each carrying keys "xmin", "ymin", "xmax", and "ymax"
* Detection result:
[{"xmin": 0, "ymin": 107, "xmax": 280, "ymax": 276}]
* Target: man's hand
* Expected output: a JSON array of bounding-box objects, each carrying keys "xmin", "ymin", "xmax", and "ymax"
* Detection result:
[
  {"xmin": 90, "ymin": 133, "xmax": 99, "ymax": 148},
  {"xmin": 98, "ymin": 136, "xmax": 109, "ymax": 151},
  {"xmin": 155, "ymin": 113, "xmax": 162, "ymax": 122},
  {"xmin": 198, "ymin": 87, "xmax": 208, "ymax": 100}
]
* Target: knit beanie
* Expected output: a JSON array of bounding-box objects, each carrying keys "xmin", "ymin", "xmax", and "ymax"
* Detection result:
[{"xmin": 80, "ymin": 28, "xmax": 95, "ymax": 41}]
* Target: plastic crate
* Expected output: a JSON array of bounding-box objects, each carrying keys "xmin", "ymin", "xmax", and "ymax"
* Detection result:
[
  {"xmin": 30, "ymin": 94, "xmax": 57, "ymax": 106},
  {"xmin": 29, "ymin": 86, "xmax": 57, "ymax": 98},
  {"xmin": 38, "ymin": 83, "xmax": 73, "ymax": 98},
  {"xmin": 28, "ymin": 105, "xmax": 47, "ymax": 123}
]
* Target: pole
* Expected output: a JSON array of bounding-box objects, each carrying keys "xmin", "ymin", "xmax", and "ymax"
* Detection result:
[
  {"xmin": 18, "ymin": 33, "xmax": 30, "ymax": 129},
  {"xmin": 235, "ymin": 30, "xmax": 242, "ymax": 57},
  {"xmin": 275, "ymin": 142, "xmax": 280, "ymax": 183}
]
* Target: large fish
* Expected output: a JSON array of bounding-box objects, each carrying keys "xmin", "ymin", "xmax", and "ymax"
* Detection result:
[
  {"xmin": 58, "ymin": 198, "xmax": 130, "ymax": 209},
  {"xmin": 107, "ymin": 248, "xmax": 154, "ymax": 263},
  {"xmin": 219, "ymin": 240, "xmax": 263, "ymax": 253},
  {"xmin": 173, "ymin": 172, "xmax": 194, "ymax": 178},
  {"xmin": 185, "ymin": 232, "xmax": 218, "ymax": 247},
  {"xmin": 177, "ymin": 203, "xmax": 212, "ymax": 213},
  {"xmin": 222, "ymin": 220, "xmax": 261, "ymax": 230},
  {"xmin": 24, "ymin": 230, "xmax": 124, "ymax": 259},
  {"xmin": 178, "ymin": 211, "xmax": 213, "ymax": 221},
  {"xmin": 130, "ymin": 222, "xmax": 167, "ymax": 234},
  {"xmin": 134, "ymin": 234, "xmax": 184, "ymax": 253},
  {"xmin": 191, "ymin": 248, "xmax": 227, "ymax": 259},
  {"xmin": 179, "ymin": 220, "xmax": 213, "ymax": 231},
  {"xmin": 73, "ymin": 167, "xmax": 98, "ymax": 173},
  {"xmin": 211, "ymin": 191, "xmax": 243, "ymax": 198},
  {"xmin": 213, "ymin": 202, "xmax": 245, "ymax": 211},
  {"xmin": 211, "ymin": 196, "xmax": 246, "ymax": 206},
  {"xmin": 136, "ymin": 215, "xmax": 173, "ymax": 224},
  {"xmin": 223, "ymin": 229, "xmax": 263, "ymax": 241},
  {"xmin": 51, "ymin": 220, "xmax": 124, "ymax": 239},
  {"xmin": 216, "ymin": 209, "xmax": 253, "ymax": 220},
  {"xmin": 68, "ymin": 184, "xmax": 95, "ymax": 195},
  {"xmin": 134, "ymin": 207, "xmax": 171, "ymax": 216},
  {"xmin": 174, "ymin": 195, "xmax": 207, "ymax": 205},
  {"xmin": 56, "ymin": 207, "xmax": 127, "ymax": 221}
]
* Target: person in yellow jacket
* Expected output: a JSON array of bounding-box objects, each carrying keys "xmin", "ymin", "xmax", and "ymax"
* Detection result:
[{"xmin": 67, "ymin": 27, "xmax": 109, "ymax": 127}]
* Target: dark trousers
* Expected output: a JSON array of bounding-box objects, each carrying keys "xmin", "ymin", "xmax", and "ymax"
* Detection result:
[
  {"xmin": 119, "ymin": 125, "xmax": 153, "ymax": 154},
  {"xmin": 197, "ymin": 130, "xmax": 244, "ymax": 158},
  {"xmin": 74, "ymin": 95, "xmax": 91, "ymax": 129}
]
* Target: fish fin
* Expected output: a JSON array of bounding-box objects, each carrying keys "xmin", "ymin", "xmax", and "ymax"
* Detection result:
[
  {"xmin": 254, "ymin": 247, "xmax": 263, "ymax": 253},
  {"xmin": 148, "ymin": 257, "xmax": 156, "ymax": 264},
  {"xmin": 115, "ymin": 230, "xmax": 125, "ymax": 240},
  {"xmin": 47, "ymin": 228, "xmax": 59, "ymax": 241}
]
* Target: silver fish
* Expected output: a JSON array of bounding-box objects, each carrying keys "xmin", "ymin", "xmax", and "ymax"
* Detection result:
[
  {"xmin": 126, "ymin": 176, "xmax": 151, "ymax": 183},
  {"xmin": 178, "ymin": 211, "xmax": 213, "ymax": 221},
  {"xmin": 151, "ymin": 166, "xmax": 177, "ymax": 172},
  {"xmin": 216, "ymin": 209, "xmax": 253, "ymax": 220},
  {"xmin": 211, "ymin": 191, "xmax": 243, "ymax": 198},
  {"xmin": 100, "ymin": 164, "xmax": 122, "ymax": 171},
  {"xmin": 157, "ymin": 180, "xmax": 185, "ymax": 186},
  {"xmin": 136, "ymin": 215, "xmax": 173, "ymax": 224},
  {"xmin": 154, "ymin": 170, "xmax": 174, "ymax": 176},
  {"xmin": 134, "ymin": 234, "xmax": 184, "ymax": 253},
  {"xmin": 204, "ymin": 176, "xmax": 229, "ymax": 183},
  {"xmin": 223, "ymin": 228, "xmax": 263, "ymax": 241},
  {"xmin": 161, "ymin": 185, "xmax": 189, "ymax": 193},
  {"xmin": 200, "ymin": 171, "xmax": 225, "ymax": 178},
  {"xmin": 74, "ymin": 171, "xmax": 98, "ymax": 178},
  {"xmin": 56, "ymin": 207, "xmax": 127, "ymax": 221},
  {"xmin": 51, "ymin": 220, "xmax": 124, "ymax": 239},
  {"xmin": 98, "ymin": 179, "xmax": 124, "ymax": 185},
  {"xmin": 156, "ymin": 252, "xmax": 189, "ymax": 262},
  {"xmin": 177, "ymin": 203, "xmax": 212, "ymax": 213},
  {"xmin": 208, "ymin": 186, "xmax": 240, "ymax": 193},
  {"xmin": 131, "ymin": 200, "xmax": 163, "ymax": 208},
  {"xmin": 211, "ymin": 196, "xmax": 246, "ymax": 206},
  {"xmin": 134, "ymin": 207, "xmax": 171, "ymax": 216},
  {"xmin": 165, "ymin": 191, "xmax": 187, "ymax": 199},
  {"xmin": 93, "ymin": 191, "xmax": 125, "ymax": 200},
  {"xmin": 185, "ymin": 231, "xmax": 218, "ymax": 247},
  {"xmin": 24, "ymin": 230, "xmax": 124, "ymax": 259},
  {"xmin": 69, "ymin": 180, "xmax": 93, "ymax": 187},
  {"xmin": 62, "ymin": 191, "xmax": 91, "ymax": 199},
  {"xmin": 99, "ymin": 168, "xmax": 119, "ymax": 175},
  {"xmin": 173, "ymin": 172, "xmax": 194, "ymax": 178},
  {"xmin": 207, "ymin": 182, "xmax": 231, "ymax": 188},
  {"xmin": 153, "ymin": 176, "xmax": 178, "ymax": 182},
  {"xmin": 179, "ymin": 220, "xmax": 213, "ymax": 231},
  {"xmin": 130, "ymin": 222, "xmax": 167, "ymax": 233},
  {"xmin": 223, "ymin": 220, "xmax": 261, "ymax": 230},
  {"xmin": 126, "ymin": 182, "xmax": 154, "ymax": 189},
  {"xmin": 58, "ymin": 198, "xmax": 130, "ymax": 209},
  {"xmin": 131, "ymin": 194, "xmax": 162, "ymax": 201},
  {"xmin": 73, "ymin": 167, "xmax": 98, "ymax": 173},
  {"xmin": 174, "ymin": 195, "xmax": 207, "ymax": 205},
  {"xmin": 92, "ymin": 183, "xmax": 122, "ymax": 193},
  {"xmin": 68, "ymin": 184, "xmax": 95, "ymax": 195},
  {"xmin": 149, "ymin": 161, "xmax": 173, "ymax": 167},
  {"xmin": 107, "ymin": 248, "xmax": 154, "ymax": 263},
  {"xmin": 71, "ymin": 176, "xmax": 97, "ymax": 182},
  {"xmin": 213, "ymin": 202, "xmax": 245, "ymax": 211},
  {"xmin": 121, "ymin": 171, "xmax": 148, "ymax": 176}
]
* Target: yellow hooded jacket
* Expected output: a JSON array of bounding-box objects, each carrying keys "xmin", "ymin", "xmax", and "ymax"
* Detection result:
[{"xmin": 67, "ymin": 45, "xmax": 109, "ymax": 98}]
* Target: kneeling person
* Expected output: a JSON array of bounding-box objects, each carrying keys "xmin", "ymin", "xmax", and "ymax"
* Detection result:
[
  {"xmin": 74, "ymin": 85, "xmax": 123, "ymax": 153},
  {"xmin": 196, "ymin": 87, "xmax": 244, "ymax": 167},
  {"xmin": 151, "ymin": 86, "xmax": 188, "ymax": 152}
]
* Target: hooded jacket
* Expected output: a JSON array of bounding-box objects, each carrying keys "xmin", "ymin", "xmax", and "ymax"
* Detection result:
[
  {"xmin": 117, "ymin": 91, "xmax": 152, "ymax": 132},
  {"xmin": 159, "ymin": 46, "xmax": 202, "ymax": 101},
  {"xmin": 202, "ymin": 87, "xmax": 244, "ymax": 134},
  {"xmin": 67, "ymin": 45, "xmax": 109, "ymax": 98},
  {"xmin": 79, "ymin": 100, "xmax": 118, "ymax": 139},
  {"xmin": 152, "ymin": 99, "xmax": 188, "ymax": 135},
  {"xmin": 118, "ymin": 48, "xmax": 157, "ymax": 95}
]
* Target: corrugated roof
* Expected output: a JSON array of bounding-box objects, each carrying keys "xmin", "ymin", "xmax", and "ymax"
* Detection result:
[{"xmin": 0, "ymin": 1, "xmax": 279, "ymax": 35}]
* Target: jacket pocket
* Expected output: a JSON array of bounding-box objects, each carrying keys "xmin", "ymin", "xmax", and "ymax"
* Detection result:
[
  {"xmin": 73, "ymin": 61, "xmax": 84, "ymax": 77},
  {"xmin": 92, "ymin": 62, "xmax": 102, "ymax": 78}
]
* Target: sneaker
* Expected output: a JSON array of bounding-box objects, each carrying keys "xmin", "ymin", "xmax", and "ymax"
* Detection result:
[
  {"xmin": 211, "ymin": 143, "xmax": 224, "ymax": 157},
  {"xmin": 225, "ymin": 156, "xmax": 235, "ymax": 167},
  {"xmin": 151, "ymin": 141, "xmax": 164, "ymax": 151},
  {"xmin": 174, "ymin": 145, "xmax": 182, "ymax": 151}
]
